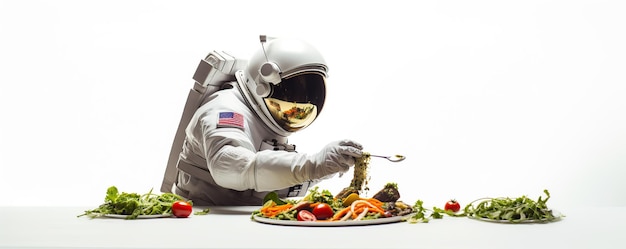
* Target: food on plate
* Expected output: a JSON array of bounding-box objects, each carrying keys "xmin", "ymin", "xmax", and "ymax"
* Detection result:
[
  {"xmin": 372, "ymin": 182, "xmax": 401, "ymax": 202},
  {"xmin": 251, "ymin": 184, "xmax": 413, "ymax": 223},
  {"xmin": 172, "ymin": 200, "xmax": 193, "ymax": 218},
  {"xmin": 464, "ymin": 189, "xmax": 563, "ymax": 223},
  {"xmin": 311, "ymin": 203, "xmax": 334, "ymax": 220},
  {"xmin": 444, "ymin": 199, "xmax": 461, "ymax": 213},
  {"xmin": 297, "ymin": 210, "xmax": 317, "ymax": 221},
  {"xmin": 341, "ymin": 193, "xmax": 360, "ymax": 207},
  {"xmin": 335, "ymin": 152, "xmax": 372, "ymax": 199},
  {"xmin": 78, "ymin": 186, "xmax": 191, "ymax": 219}
]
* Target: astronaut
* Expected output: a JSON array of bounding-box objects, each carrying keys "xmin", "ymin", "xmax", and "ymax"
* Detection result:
[{"xmin": 164, "ymin": 36, "xmax": 363, "ymax": 206}]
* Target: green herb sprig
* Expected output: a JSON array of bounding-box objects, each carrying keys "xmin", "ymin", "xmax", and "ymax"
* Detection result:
[{"xmin": 406, "ymin": 200, "xmax": 444, "ymax": 223}]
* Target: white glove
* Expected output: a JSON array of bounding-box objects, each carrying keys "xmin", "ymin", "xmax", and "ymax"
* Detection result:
[
  {"xmin": 310, "ymin": 139, "xmax": 364, "ymax": 178},
  {"xmin": 253, "ymin": 139, "xmax": 363, "ymax": 191}
]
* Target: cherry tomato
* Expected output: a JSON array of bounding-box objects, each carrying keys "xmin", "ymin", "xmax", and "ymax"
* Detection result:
[
  {"xmin": 297, "ymin": 210, "xmax": 317, "ymax": 221},
  {"xmin": 312, "ymin": 203, "xmax": 334, "ymax": 220},
  {"xmin": 172, "ymin": 201, "xmax": 193, "ymax": 218},
  {"xmin": 444, "ymin": 199, "xmax": 461, "ymax": 213}
]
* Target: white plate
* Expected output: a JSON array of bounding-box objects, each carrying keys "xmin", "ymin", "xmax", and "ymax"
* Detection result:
[
  {"xmin": 252, "ymin": 214, "xmax": 412, "ymax": 227},
  {"xmin": 468, "ymin": 210, "xmax": 563, "ymax": 224},
  {"xmin": 207, "ymin": 206, "xmax": 260, "ymax": 214},
  {"xmin": 102, "ymin": 214, "xmax": 172, "ymax": 219}
]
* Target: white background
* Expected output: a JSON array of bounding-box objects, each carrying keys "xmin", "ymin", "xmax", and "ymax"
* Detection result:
[{"xmin": 1, "ymin": 0, "xmax": 624, "ymax": 209}]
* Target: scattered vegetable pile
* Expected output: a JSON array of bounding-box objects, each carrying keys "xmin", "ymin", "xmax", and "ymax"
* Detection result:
[
  {"xmin": 407, "ymin": 189, "xmax": 563, "ymax": 223},
  {"xmin": 78, "ymin": 186, "xmax": 199, "ymax": 219}
]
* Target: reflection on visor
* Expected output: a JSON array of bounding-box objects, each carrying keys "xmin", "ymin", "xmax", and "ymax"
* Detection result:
[
  {"xmin": 265, "ymin": 98, "xmax": 318, "ymax": 132},
  {"xmin": 263, "ymin": 73, "xmax": 326, "ymax": 132}
]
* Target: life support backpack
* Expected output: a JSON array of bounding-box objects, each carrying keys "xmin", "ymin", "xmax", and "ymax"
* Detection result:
[{"xmin": 160, "ymin": 50, "xmax": 247, "ymax": 193}]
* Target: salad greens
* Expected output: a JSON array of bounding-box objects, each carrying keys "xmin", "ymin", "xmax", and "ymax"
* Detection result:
[
  {"xmin": 464, "ymin": 189, "xmax": 561, "ymax": 223},
  {"xmin": 302, "ymin": 186, "xmax": 335, "ymax": 205},
  {"xmin": 78, "ymin": 186, "xmax": 188, "ymax": 219}
]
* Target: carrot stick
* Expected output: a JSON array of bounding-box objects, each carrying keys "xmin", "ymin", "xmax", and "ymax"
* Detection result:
[
  {"xmin": 331, "ymin": 207, "xmax": 352, "ymax": 221},
  {"xmin": 261, "ymin": 203, "xmax": 293, "ymax": 217}
]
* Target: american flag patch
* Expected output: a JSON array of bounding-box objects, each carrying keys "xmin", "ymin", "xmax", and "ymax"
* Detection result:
[{"xmin": 217, "ymin": 112, "xmax": 244, "ymax": 129}]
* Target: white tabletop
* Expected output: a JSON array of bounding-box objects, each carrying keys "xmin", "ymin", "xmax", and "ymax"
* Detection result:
[{"xmin": 0, "ymin": 206, "xmax": 623, "ymax": 249}]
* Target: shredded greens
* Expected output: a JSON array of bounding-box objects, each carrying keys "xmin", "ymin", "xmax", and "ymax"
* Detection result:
[
  {"xmin": 464, "ymin": 189, "xmax": 561, "ymax": 223},
  {"xmin": 335, "ymin": 152, "xmax": 372, "ymax": 199},
  {"xmin": 78, "ymin": 186, "xmax": 188, "ymax": 219}
]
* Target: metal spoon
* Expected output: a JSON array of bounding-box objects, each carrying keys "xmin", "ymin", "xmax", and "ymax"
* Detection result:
[{"xmin": 369, "ymin": 154, "xmax": 406, "ymax": 162}]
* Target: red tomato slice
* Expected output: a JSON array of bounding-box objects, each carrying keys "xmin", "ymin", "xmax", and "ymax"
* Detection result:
[
  {"xmin": 172, "ymin": 201, "xmax": 193, "ymax": 218},
  {"xmin": 297, "ymin": 210, "xmax": 317, "ymax": 221}
]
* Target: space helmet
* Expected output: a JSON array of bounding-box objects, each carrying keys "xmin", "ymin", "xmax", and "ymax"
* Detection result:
[{"xmin": 237, "ymin": 36, "xmax": 328, "ymax": 137}]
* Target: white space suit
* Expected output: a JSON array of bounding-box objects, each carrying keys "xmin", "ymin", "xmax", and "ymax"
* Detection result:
[{"xmin": 166, "ymin": 36, "xmax": 363, "ymax": 206}]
